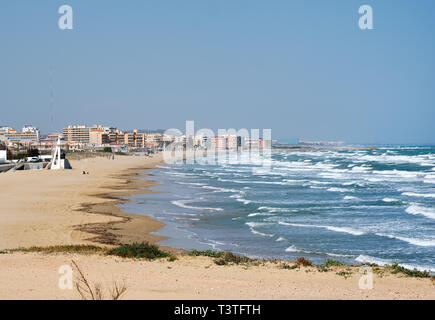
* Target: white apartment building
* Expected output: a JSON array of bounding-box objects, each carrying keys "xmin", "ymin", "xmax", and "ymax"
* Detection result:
[{"xmin": 22, "ymin": 125, "xmax": 40, "ymax": 140}]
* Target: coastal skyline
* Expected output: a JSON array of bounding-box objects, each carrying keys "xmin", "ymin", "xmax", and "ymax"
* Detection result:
[{"xmin": 1, "ymin": 0, "xmax": 435, "ymax": 144}]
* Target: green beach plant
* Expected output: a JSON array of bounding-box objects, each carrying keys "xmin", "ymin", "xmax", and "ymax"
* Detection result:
[
  {"xmin": 187, "ymin": 249, "xmax": 224, "ymax": 258},
  {"xmin": 106, "ymin": 242, "xmax": 169, "ymax": 260},
  {"xmin": 324, "ymin": 259, "xmax": 344, "ymax": 267},
  {"xmin": 281, "ymin": 263, "xmax": 299, "ymax": 270},
  {"xmin": 317, "ymin": 265, "xmax": 330, "ymax": 272},
  {"xmin": 14, "ymin": 245, "xmax": 104, "ymax": 255},
  {"xmin": 214, "ymin": 252, "xmax": 253, "ymax": 266},
  {"xmin": 388, "ymin": 263, "xmax": 431, "ymax": 278}
]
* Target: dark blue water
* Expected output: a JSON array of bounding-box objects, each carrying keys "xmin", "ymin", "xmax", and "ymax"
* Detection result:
[{"xmin": 121, "ymin": 147, "xmax": 435, "ymax": 272}]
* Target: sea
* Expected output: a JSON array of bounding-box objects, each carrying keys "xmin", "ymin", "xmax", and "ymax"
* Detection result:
[{"xmin": 120, "ymin": 146, "xmax": 435, "ymax": 272}]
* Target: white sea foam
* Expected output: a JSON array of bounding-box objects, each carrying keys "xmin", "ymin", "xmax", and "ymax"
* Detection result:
[
  {"xmin": 278, "ymin": 222, "xmax": 365, "ymax": 236},
  {"xmin": 405, "ymin": 203, "xmax": 435, "ymax": 220},
  {"xmin": 258, "ymin": 206, "xmax": 297, "ymax": 213},
  {"xmin": 236, "ymin": 198, "xmax": 252, "ymax": 205},
  {"xmin": 343, "ymin": 196, "xmax": 359, "ymax": 201},
  {"xmin": 230, "ymin": 194, "xmax": 252, "ymax": 205},
  {"xmin": 248, "ymin": 212, "xmax": 272, "ymax": 217},
  {"xmin": 356, "ymin": 154, "xmax": 435, "ymax": 167},
  {"xmin": 285, "ymin": 245, "xmax": 302, "ymax": 253},
  {"xmin": 355, "ymin": 255, "xmax": 393, "ymax": 266},
  {"xmin": 175, "ymin": 217, "xmax": 200, "ymax": 221},
  {"xmin": 350, "ymin": 165, "xmax": 372, "ymax": 172},
  {"xmin": 423, "ymin": 177, "xmax": 435, "ymax": 184},
  {"xmin": 309, "ymin": 180, "xmax": 331, "ymax": 185},
  {"xmin": 326, "ymin": 252, "xmax": 355, "ymax": 258},
  {"xmin": 327, "ymin": 187, "xmax": 354, "ymax": 193},
  {"xmin": 402, "ymin": 192, "xmax": 435, "ymax": 199},
  {"xmin": 224, "ymin": 179, "xmax": 291, "ymax": 185},
  {"xmin": 171, "ymin": 200, "xmax": 224, "ymax": 212},
  {"xmin": 326, "ymin": 226, "xmax": 366, "ymax": 236},
  {"xmin": 245, "ymin": 222, "xmax": 274, "ymax": 237},
  {"xmin": 356, "ymin": 255, "xmax": 435, "ymax": 272},
  {"xmin": 285, "ymin": 245, "xmax": 354, "ymax": 258},
  {"xmin": 276, "ymin": 237, "xmax": 286, "ymax": 242},
  {"xmin": 342, "ymin": 181, "xmax": 366, "ymax": 187},
  {"xmin": 372, "ymin": 170, "xmax": 424, "ymax": 181},
  {"xmin": 318, "ymin": 172, "xmax": 348, "ymax": 180},
  {"xmin": 175, "ymin": 181, "xmax": 207, "ymax": 187},
  {"xmin": 382, "ymin": 198, "xmax": 399, "ymax": 203},
  {"xmin": 202, "ymin": 185, "xmax": 240, "ymax": 193},
  {"xmin": 283, "ymin": 179, "xmax": 306, "ymax": 184},
  {"xmin": 376, "ymin": 233, "xmax": 435, "ymax": 247}
]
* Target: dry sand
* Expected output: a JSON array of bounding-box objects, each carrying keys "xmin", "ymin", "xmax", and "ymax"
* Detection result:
[
  {"xmin": 0, "ymin": 153, "xmax": 434, "ymax": 300},
  {"xmin": 0, "ymin": 253, "xmax": 433, "ymax": 300}
]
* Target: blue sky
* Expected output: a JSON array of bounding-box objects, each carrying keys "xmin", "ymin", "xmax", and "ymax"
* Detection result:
[{"xmin": 1, "ymin": 0, "xmax": 434, "ymax": 144}]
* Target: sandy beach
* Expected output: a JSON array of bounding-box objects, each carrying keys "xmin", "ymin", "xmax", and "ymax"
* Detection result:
[
  {"xmin": 0, "ymin": 154, "xmax": 434, "ymax": 300},
  {"xmin": 0, "ymin": 154, "xmax": 167, "ymax": 251}
]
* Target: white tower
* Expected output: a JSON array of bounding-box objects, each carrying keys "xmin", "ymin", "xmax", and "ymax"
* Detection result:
[
  {"xmin": 50, "ymin": 137, "xmax": 71, "ymax": 170},
  {"xmin": 50, "ymin": 137, "xmax": 62, "ymax": 170}
]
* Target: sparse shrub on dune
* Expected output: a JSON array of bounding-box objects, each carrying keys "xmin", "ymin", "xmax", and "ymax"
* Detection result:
[
  {"xmin": 295, "ymin": 257, "xmax": 313, "ymax": 267},
  {"xmin": 188, "ymin": 249, "xmax": 224, "ymax": 258},
  {"xmin": 14, "ymin": 245, "xmax": 104, "ymax": 255},
  {"xmin": 388, "ymin": 263, "xmax": 431, "ymax": 278},
  {"xmin": 324, "ymin": 259, "xmax": 344, "ymax": 267},
  {"xmin": 188, "ymin": 249, "xmax": 256, "ymax": 266},
  {"xmin": 106, "ymin": 242, "xmax": 169, "ymax": 260},
  {"xmin": 214, "ymin": 252, "xmax": 254, "ymax": 266},
  {"xmin": 336, "ymin": 270, "xmax": 353, "ymax": 278},
  {"xmin": 281, "ymin": 263, "xmax": 299, "ymax": 270}
]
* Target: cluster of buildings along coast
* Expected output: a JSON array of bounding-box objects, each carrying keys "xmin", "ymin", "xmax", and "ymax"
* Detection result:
[{"xmin": 0, "ymin": 124, "xmax": 270, "ymax": 156}]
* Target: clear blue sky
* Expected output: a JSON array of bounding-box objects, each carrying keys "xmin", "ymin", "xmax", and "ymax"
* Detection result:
[{"xmin": 1, "ymin": 0, "xmax": 434, "ymax": 144}]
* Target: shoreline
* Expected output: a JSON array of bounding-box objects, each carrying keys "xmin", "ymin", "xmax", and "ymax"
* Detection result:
[
  {"xmin": 73, "ymin": 159, "xmax": 182, "ymax": 254},
  {"xmin": 70, "ymin": 153, "xmax": 192, "ymax": 256}
]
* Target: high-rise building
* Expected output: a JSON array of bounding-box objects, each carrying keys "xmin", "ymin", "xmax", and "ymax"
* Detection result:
[
  {"xmin": 5, "ymin": 131, "xmax": 39, "ymax": 145},
  {"xmin": 124, "ymin": 130, "xmax": 146, "ymax": 148},
  {"xmin": 22, "ymin": 125, "xmax": 40, "ymax": 141},
  {"xmin": 0, "ymin": 126, "xmax": 14, "ymax": 135},
  {"xmin": 62, "ymin": 125, "xmax": 90, "ymax": 143},
  {"xmin": 2, "ymin": 125, "xmax": 40, "ymax": 145},
  {"xmin": 89, "ymin": 128, "xmax": 110, "ymax": 145},
  {"xmin": 63, "ymin": 125, "xmax": 118, "ymax": 144}
]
